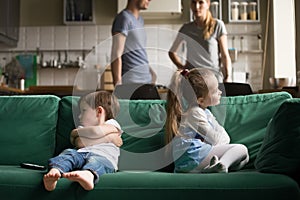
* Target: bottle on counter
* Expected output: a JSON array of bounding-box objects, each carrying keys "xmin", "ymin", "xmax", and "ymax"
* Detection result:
[
  {"xmin": 231, "ymin": 2, "xmax": 239, "ymax": 21},
  {"xmin": 20, "ymin": 78, "xmax": 25, "ymax": 91},
  {"xmin": 240, "ymin": 2, "xmax": 248, "ymax": 20}
]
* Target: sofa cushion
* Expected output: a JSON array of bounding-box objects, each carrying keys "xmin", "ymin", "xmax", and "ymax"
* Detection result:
[
  {"xmin": 0, "ymin": 95, "xmax": 60, "ymax": 165},
  {"xmin": 209, "ymin": 92, "xmax": 292, "ymax": 169},
  {"xmin": 116, "ymin": 100, "xmax": 168, "ymax": 171},
  {"xmin": 0, "ymin": 165, "xmax": 77, "ymax": 200},
  {"xmin": 76, "ymin": 171, "xmax": 300, "ymax": 200},
  {"xmin": 255, "ymin": 98, "xmax": 300, "ymax": 183},
  {"xmin": 56, "ymin": 97, "xmax": 169, "ymax": 171},
  {"xmin": 55, "ymin": 96, "xmax": 80, "ymax": 155}
]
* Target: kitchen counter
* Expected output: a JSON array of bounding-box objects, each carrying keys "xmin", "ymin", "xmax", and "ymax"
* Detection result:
[
  {"xmin": 0, "ymin": 85, "xmax": 87, "ymax": 97},
  {"xmin": 0, "ymin": 85, "xmax": 169, "ymax": 98},
  {"xmin": 0, "ymin": 86, "xmax": 26, "ymax": 95}
]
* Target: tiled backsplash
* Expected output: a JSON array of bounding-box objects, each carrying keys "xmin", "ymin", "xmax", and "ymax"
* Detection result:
[{"xmin": 0, "ymin": 23, "xmax": 262, "ymax": 91}]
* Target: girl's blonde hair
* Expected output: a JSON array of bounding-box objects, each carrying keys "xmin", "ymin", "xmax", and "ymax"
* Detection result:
[{"xmin": 165, "ymin": 68, "xmax": 214, "ymax": 144}]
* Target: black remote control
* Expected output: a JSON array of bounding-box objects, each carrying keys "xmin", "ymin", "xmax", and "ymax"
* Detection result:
[{"xmin": 20, "ymin": 163, "xmax": 46, "ymax": 170}]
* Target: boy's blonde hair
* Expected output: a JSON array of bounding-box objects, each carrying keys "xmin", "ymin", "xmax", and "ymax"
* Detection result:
[{"xmin": 80, "ymin": 90, "xmax": 119, "ymax": 121}]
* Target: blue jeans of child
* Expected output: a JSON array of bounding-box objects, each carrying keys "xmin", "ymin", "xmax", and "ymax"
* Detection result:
[{"xmin": 48, "ymin": 149, "xmax": 115, "ymax": 184}]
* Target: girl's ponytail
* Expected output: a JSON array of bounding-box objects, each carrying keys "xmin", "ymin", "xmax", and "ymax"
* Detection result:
[{"xmin": 165, "ymin": 71, "xmax": 184, "ymax": 144}]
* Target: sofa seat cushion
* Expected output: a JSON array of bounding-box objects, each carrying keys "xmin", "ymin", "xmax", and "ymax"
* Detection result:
[
  {"xmin": 210, "ymin": 92, "xmax": 292, "ymax": 169},
  {"xmin": 75, "ymin": 171, "xmax": 299, "ymax": 200},
  {"xmin": 0, "ymin": 165, "xmax": 76, "ymax": 200},
  {"xmin": 255, "ymin": 98, "xmax": 300, "ymax": 184},
  {"xmin": 0, "ymin": 95, "xmax": 60, "ymax": 165}
]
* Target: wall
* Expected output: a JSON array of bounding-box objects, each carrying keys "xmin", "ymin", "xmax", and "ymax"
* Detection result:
[
  {"xmin": 0, "ymin": 0, "xmax": 265, "ymax": 92},
  {"xmin": 296, "ymin": 0, "xmax": 300, "ymax": 86},
  {"xmin": 20, "ymin": 0, "xmax": 116, "ymax": 26}
]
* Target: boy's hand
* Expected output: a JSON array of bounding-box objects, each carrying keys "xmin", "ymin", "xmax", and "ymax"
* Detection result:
[
  {"xmin": 70, "ymin": 129, "xmax": 79, "ymax": 146},
  {"xmin": 107, "ymin": 134, "xmax": 123, "ymax": 147}
]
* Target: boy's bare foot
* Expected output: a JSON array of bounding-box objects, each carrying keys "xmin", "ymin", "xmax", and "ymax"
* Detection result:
[
  {"xmin": 63, "ymin": 170, "xmax": 94, "ymax": 190},
  {"xmin": 43, "ymin": 168, "xmax": 61, "ymax": 191}
]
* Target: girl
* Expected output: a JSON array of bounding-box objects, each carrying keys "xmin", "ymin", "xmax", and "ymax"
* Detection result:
[
  {"xmin": 166, "ymin": 68, "xmax": 249, "ymax": 173},
  {"xmin": 169, "ymin": 0, "xmax": 232, "ymax": 82}
]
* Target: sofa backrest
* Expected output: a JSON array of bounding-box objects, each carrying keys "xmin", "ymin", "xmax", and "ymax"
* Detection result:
[
  {"xmin": 210, "ymin": 92, "xmax": 292, "ymax": 169},
  {"xmin": 0, "ymin": 95, "xmax": 60, "ymax": 165},
  {"xmin": 117, "ymin": 99, "xmax": 168, "ymax": 171},
  {"xmin": 56, "ymin": 97, "xmax": 168, "ymax": 171},
  {"xmin": 56, "ymin": 92, "xmax": 292, "ymax": 171}
]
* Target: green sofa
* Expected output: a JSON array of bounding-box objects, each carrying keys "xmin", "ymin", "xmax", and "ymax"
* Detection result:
[{"xmin": 0, "ymin": 92, "xmax": 299, "ymax": 200}]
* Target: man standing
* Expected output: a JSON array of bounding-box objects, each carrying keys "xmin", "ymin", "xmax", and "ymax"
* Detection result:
[{"xmin": 111, "ymin": 0, "xmax": 156, "ymax": 86}]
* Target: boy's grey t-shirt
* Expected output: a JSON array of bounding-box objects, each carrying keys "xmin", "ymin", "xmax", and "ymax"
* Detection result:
[
  {"xmin": 175, "ymin": 19, "xmax": 227, "ymax": 76},
  {"xmin": 112, "ymin": 9, "xmax": 152, "ymax": 84}
]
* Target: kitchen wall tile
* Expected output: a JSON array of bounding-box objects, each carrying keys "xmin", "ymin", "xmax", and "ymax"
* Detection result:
[
  {"xmin": 147, "ymin": 49, "xmax": 158, "ymax": 63},
  {"xmin": 67, "ymin": 68, "xmax": 80, "ymax": 85},
  {"xmin": 25, "ymin": 27, "xmax": 40, "ymax": 50},
  {"xmin": 156, "ymin": 64, "xmax": 177, "ymax": 86},
  {"xmin": 172, "ymin": 24, "xmax": 182, "ymax": 32},
  {"xmin": 98, "ymin": 25, "xmax": 112, "ymax": 43},
  {"xmin": 40, "ymin": 27, "xmax": 54, "ymax": 50},
  {"xmin": 246, "ymin": 24, "xmax": 262, "ymax": 34},
  {"xmin": 54, "ymin": 26, "xmax": 69, "ymax": 50},
  {"xmin": 83, "ymin": 26, "xmax": 97, "ymax": 49},
  {"xmin": 53, "ymin": 69, "xmax": 69, "ymax": 85},
  {"xmin": 68, "ymin": 26, "xmax": 83, "ymax": 49},
  {"xmin": 157, "ymin": 25, "xmax": 175, "ymax": 51},
  {"xmin": 38, "ymin": 68, "xmax": 54, "ymax": 85},
  {"xmin": 226, "ymin": 24, "xmax": 247, "ymax": 34},
  {"xmin": 15, "ymin": 27, "xmax": 26, "ymax": 51},
  {"xmin": 145, "ymin": 26, "xmax": 158, "ymax": 49}
]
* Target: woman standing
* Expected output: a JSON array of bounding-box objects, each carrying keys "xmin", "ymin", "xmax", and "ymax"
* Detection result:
[{"xmin": 169, "ymin": 0, "xmax": 232, "ymax": 82}]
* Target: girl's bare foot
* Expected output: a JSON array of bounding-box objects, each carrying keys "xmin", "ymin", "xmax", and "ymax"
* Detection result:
[
  {"xmin": 43, "ymin": 168, "xmax": 61, "ymax": 191},
  {"xmin": 63, "ymin": 170, "xmax": 94, "ymax": 190}
]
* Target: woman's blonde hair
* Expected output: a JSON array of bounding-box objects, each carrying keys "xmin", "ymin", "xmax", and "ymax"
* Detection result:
[
  {"xmin": 203, "ymin": 7, "xmax": 216, "ymax": 40},
  {"xmin": 165, "ymin": 68, "xmax": 214, "ymax": 144},
  {"xmin": 192, "ymin": 0, "xmax": 216, "ymax": 40}
]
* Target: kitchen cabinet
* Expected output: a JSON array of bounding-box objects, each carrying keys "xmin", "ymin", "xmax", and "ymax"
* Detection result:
[
  {"xmin": 0, "ymin": 0, "xmax": 20, "ymax": 46},
  {"xmin": 118, "ymin": 0, "xmax": 182, "ymax": 19},
  {"xmin": 63, "ymin": 0, "xmax": 95, "ymax": 25},
  {"xmin": 228, "ymin": 0, "xmax": 260, "ymax": 23}
]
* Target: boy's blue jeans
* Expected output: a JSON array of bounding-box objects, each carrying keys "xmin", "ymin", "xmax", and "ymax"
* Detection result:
[{"xmin": 48, "ymin": 149, "xmax": 115, "ymax": 184}]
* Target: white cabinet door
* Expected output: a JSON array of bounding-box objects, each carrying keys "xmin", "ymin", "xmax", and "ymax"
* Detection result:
[{"xmin": 117, "ymin": 0, "xmax": 182, "ymax": 17}]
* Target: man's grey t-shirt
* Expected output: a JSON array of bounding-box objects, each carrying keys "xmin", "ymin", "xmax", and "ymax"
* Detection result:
[{"xmin": 112, "ymin": 9, "xmax": 152, "ymax": 84}]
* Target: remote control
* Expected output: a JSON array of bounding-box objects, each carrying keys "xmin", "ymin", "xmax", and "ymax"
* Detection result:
[{"xmin": 20, "ymin": 163, "xmax": 46, "ymax": 170}]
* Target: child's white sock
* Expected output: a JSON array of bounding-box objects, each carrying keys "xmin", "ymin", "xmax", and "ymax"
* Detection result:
[
  {"xmin": 210, "ymin": 155, "xmax": 219, "ymax": 166},
  {"xmin": 201, "ymin": 161, "xmax": 228, "ymax": 173}
]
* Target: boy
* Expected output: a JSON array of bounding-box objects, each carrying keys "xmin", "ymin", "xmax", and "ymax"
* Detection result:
[{"xmin": 43, "ymin": 91, "xmax": 122, "ymax": 191}]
